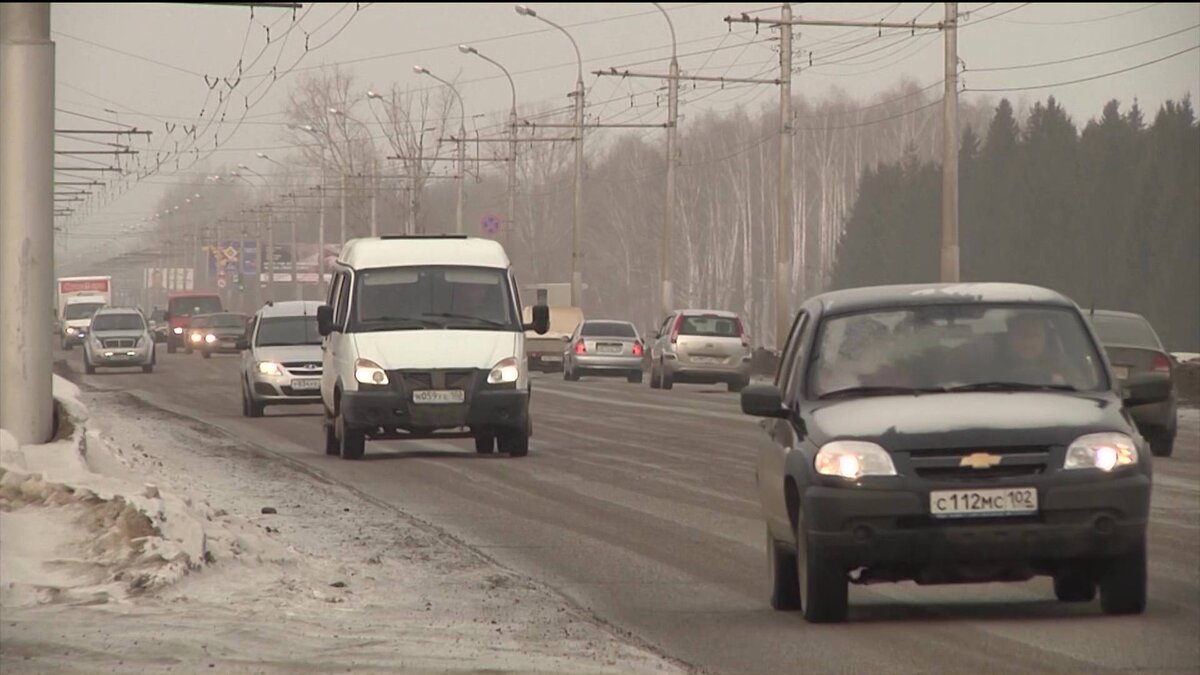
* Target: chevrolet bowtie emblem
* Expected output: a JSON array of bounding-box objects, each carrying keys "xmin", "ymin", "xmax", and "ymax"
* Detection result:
[{"xmin": 960, "ymin": 452, "xmax": 1002, "ymax": 469}]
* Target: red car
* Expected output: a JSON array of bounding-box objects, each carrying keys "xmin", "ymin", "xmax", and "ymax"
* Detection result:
[{"xmin": 164, "ymin": 292, "xmax": 223, "ymax": 354}]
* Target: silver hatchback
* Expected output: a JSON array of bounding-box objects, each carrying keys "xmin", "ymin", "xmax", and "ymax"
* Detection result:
[
  {"xmin": 563, "ymin": 320, "xmax": 645, "ymax": 383},
  {"xmin": 239, "ymin": 300, "xmax": 325, "ymax": 417},
  {"xmin": 649, "ymin": 310, "xmax": 752, "ymax": 391}
]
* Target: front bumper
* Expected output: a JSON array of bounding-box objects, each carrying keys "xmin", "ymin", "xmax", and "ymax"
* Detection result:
[
  {"xmin": 89, "ymin": 345, "xmax": 153, "ymax": 367},
  {"xmin": 573, "ymin": 354, "xmax": 643, "ymax": 371},
  {"xmin": 803, "ymin": 472, "xmax": 1150, "ymax": 565},
  {"xmin": 341, "ymin": 386, "xmax": 529, "ymax": 434},
  {"xmin": 665, "ymin": 357, "xmax": 752, "ymax": 382},
  {"xmin": 249, "ymin": 373, "xmax": 322, "ymax": 404}
]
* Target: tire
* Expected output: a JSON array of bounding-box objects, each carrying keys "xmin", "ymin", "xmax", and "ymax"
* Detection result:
[
  {"xmin": 767, "ymin": 528, "xmax": 800, "ymax": 611},
  {"xmin": 627, "ymin": 371, "xmax": 643, "ymax": 384},
  {"xmin": 474, "ymin": 433, "xmax": 496, "ymax": 454},
  {"xmin": 201, "ymin": 349, "xmax": 211, "ymax": 360},
  {"xmin": 1148, "ymin": 429, "xmax": 1176, "ymax": 458},
  {"xmin": 797, "ymin": 510, "xmax": 848, "ymax": 623},
  {"xmin": 661, "ymin": 367, "xmax": 674, "ymax": 391},
  {"xmin": 729, "ymin": 378, "xmax": 749, "ymax": 393},
  {"xmin": 247, "ymin": 395, "xmax": 264, "ymax": 418},
  {"xmin": 323, "ymin": 416, "xmax": 339, "ymax": 456},
  {"xmin": 241, "ymin": 385, "xmax": 251, "ymax": 418},
  {"xmin": 142, "ymin": 364, "xmax": 154, "ymax": 374},
  {"xmin": 498, "ymin": 423, "xmax": 530, "ymax": 457},
  {"xmin": 84, "ymin": 354, "xmax": 96, "ymax": 375},
  {"xmin": 337, "ymin": 409, "xmax": 365, "ymax": 460},
  {"xmin": 649, "ymin": 365, "xmax": 661, "ymax": 389},
  {"xmin": 64, "ymin": 341, "xmax": 74, "ymax": 352},
  {"xmin": 1100, "ymin": 540, "xmax": 1147, "ymax": 615},
  {"xmin": 1053, "ymin": 568, "xmax": 1097, "ymax": 602},
  {"xmin": 168, "ymin": 340, "xmax": 177, "ymax": 354}
]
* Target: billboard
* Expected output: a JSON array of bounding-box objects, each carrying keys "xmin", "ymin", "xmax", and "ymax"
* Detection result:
[
  {"xmin": 261, "ymin": 243, "xmax": 339, "ymax": 283},
  {"xmin": 144, "ymin": 267, "xmax": 194, "ymax": 291},
  {"xmin": 59, "ymin": 278, "xmax": 110, "ymax": 294}
]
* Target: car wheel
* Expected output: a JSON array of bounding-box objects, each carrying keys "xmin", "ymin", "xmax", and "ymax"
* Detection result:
[
  {"xmin": 767, "ymin": 528, "xmax": 800, "ymax": 611},
  {"xmin": 498, "ymin": 422, "xmax": 529, "ymax": 457},
  {"xmin": 84, "ymin": 352, "xmax": 96, "ymax": 375},
  {"xmin": 168, "ymin": 340, "xmax": 176, "ymax": 354},
  {"xmin": 240, "ymin": 384, "xmax": 251, "ymax": 418},
  {"xmin": 474, "ymin": 432, "xmax": 496, "ymax": 454},
  {"xmin": 247, "ymin": 394, "xmax": 264, "ymax": 418},
  {"xmin": 63, "ymin": 340, "xmax": 73, "ymax": 351},
  {"xmin": 649, "ymin": 364, "xmax": 661, "ymax": 389},
  {"xmin": 796, "ymin": 510, "xmax": 848, "ymax": 623},
  {"xmin": 627, "ymin": 370, "xmax": 643, "ymax": 384},
  {"xmin": 1100, "ymin": 539, "xmax": 1146, "ymax": 615},
  {"xmin": 201, "ymin": 349, "xmax": 211, "ymax": 360},
  {"xmin": 142, "ymin": 364, "xmax": 154, "ymax": 374},
  {"xmin": 1053, "ymin": 568, "xmax": 1097, "ymax": 602},
  {"xmin": 729, "ymin": 378, "xmax": 749, "ymax": 393},
  {"xmin": 1148, "ymin": 429, "xmax": 1175, "ymax": 458},
  {"xmin": 323, "ymin": 414, "xmax": 339, "ymax": 456},
  {"xmin": 337, "ymin": 409, "xmax": 365, "ymax": 460},
  {"xmin": 661, "ymin": 366, "xmax": 674, "ymax": 390}
]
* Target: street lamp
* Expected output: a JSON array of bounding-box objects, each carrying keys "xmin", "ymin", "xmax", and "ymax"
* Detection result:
[
  {"xmin": 414, "ymin": 64, "xmax": 467, "ymax": 235},
  {"xmin": 653, "ymin": 2, "xmax": 679, "ymax": 320},
  {"xmin": 459, "ymin": 43, "xmax": 518, "ymax": 250},
  {"xmin": 515, "ymin": 4, "xmax": 585, "ymax": 307}
]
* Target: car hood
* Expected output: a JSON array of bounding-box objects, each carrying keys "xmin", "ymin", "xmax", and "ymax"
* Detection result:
[
  {"xmin": 254, "ymin": 344, "xmax": 322, "ymax": 363},
  {"xmin": 353, "ymin": 330, "xmax": 518, "ymax": 370},
  {"xmin": 64, "ymin": 318, "xmax": 94, "ymax": 328},
  {"xmin": 806, "ymin": 391, "xmax": 1129, "ymax": 451}
]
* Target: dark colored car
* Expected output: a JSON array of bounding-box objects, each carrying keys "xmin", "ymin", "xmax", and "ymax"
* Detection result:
[
  {"xmin": 165, "ymin": 292, "xmax": 224, "ymax": 353},
  {"xmin": 1088, "ymin": 310, "xmax": 1177, "ymax": 457},
  {"xmin": 194, "ymin": 312, "xmax": 249, "ymax": 358},
  {"xmin": 743, "ymin": 283, "xmax": 1170, "ymax": 623},
  {"xmin": 148, "ymin": 308, "xmax": 168, "ymax": 343}
]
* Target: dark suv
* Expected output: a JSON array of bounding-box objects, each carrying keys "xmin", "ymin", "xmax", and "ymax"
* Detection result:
[{"xmin": 743, "ymin": 283, "xmax": 1170, "ymax": 623}]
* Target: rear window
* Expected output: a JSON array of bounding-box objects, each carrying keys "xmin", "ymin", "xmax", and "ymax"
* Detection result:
[
  {"xmin": 1090, "ymin": 314, "xmax": 1161, "ymax": 349},
  {"xmin": 580, "ymin": 321, "xmax": 637, "ymax": 338},
  {"xmin": 169, "ymin": 296, "xmax": 222, "ymax": 316},
  {"xmin": 679, "ymin": 315, "xmax": 742, "ymax": 338}
]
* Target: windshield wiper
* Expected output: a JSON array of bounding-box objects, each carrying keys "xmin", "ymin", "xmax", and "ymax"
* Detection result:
[
  {"xmin": 357, "ymin": 316, "xmax": 438, "ymax": 331},
  {"xmin": 948, "ymin": 381, "xmax": 1078, "ymax": 393},
  {"xmin": 818, "ymin": 385, "xmax": 945, "ymax": 400},
  {"xmin": 422, "ymin": 312, "xmax": 508, "ymax": 328}
]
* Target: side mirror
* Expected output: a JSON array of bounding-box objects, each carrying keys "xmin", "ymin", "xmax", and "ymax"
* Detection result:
[
  {"xmin": 316, "ymin": 305, "xmax": 335, "ymax": 337},
  {"xmin": 524, "ymin": 304, "xmax": 550, "ymax": 335},
  {"xmin": 236, "ymin": 338, "xmax": 249, "ymax": 351},
  {"xmin": 741, "ymin": 384, "xmax": 789, "ymax": 418},
  {"xmin": 1122, "ymin": 372, "xmax": 1171, "ymax": 408}
]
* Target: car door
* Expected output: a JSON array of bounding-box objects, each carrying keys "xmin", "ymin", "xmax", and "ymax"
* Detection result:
[
  {"xmin": 757, "ymin": 310, "xmax": 810, "ymax": 540},
  {"xmin": 651, "ymin": 314, "xmax": 674, "ymax": 362},
  {"xmin": 321, "ymin": 271, "xmax": 349, "ymax": 409},
  {"xmin": 241, "ymin": 314, "xmax": 258, "ymax": 381}
]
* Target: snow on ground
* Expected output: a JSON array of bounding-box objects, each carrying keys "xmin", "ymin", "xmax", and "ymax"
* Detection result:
[{"xmin": 0, "ymin": 380, "xmax": 685, "ymax": 675}]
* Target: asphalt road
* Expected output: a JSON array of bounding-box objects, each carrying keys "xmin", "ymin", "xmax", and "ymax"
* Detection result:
[{"xmin": 66, "ymin": 347, "xmax": 1200, "ymax": 675}]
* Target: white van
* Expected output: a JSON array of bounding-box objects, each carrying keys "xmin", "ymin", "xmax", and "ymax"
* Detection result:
[{"xmin": 317, "ymin": 236, "xmax": 549, "ymax": 460}]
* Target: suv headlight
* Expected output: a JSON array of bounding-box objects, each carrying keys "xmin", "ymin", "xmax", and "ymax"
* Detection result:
[
  {"xmin": 815, "ymin": 441, "xmax": 897, "ymax": 480},
  {"xmin": 1064, "ymin": 432, "xmax": 1137, "ymax": 471},
  {"xmin": 488, "ymin": 357, "xmax": 520, "ymax": 385},
  {"xmin": 354, "ymin": 358, "xmax": 389, "ymax": 386},
  {"xmin": 257, "ymin": 361, "xmax": 284, "ymax": 376},
  {"xmin": 173, "ymin": 326, "xmax": 184, "ymax": 335}
]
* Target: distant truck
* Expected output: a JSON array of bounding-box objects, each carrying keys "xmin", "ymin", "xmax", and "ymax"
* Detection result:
[
  {"xmin": 523, "ymin": 305, "xmax": 583, "ymax": 372},
  {"xmin": 164, "ymin": 291, "xmax": 224, "ymax": 353},
  {"xmin": 57, "ymin": 276, "xmax": 112, "ymax": 349}
]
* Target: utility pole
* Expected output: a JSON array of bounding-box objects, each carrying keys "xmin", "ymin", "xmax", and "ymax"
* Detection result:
[
  {"xmin": 266, "ymin": 210, "xmax": 275, "ymax": 302},
  {"xmin": 339, "ymin": 174, "xmax": 346, "ymax": 246},
  {"xmin": 654, "ymin": 2, "xmax": 679, "ymax": 321},
  {"xmin": 777, "ymin": 3, "xmax": 794, "ymax": 353},
  {"xmin": 941, "ymin": 2, "xmax": 959, "ymax": 283},
  {"xmin": 369, "ymin": 175, "xmax": 378, "ymax": 237},
  {"xmin": 0, "ymin": 3, "xmax": 54, "ymax": 443},
  {"xmin": 290, "ymin": 193, "xmax": 300, "ymax": 300}
]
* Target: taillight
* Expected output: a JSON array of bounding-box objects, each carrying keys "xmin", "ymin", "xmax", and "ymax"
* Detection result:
[
  {"xmin": 670, "ymin": 314, "xmax": 684, "ymax": 344},
  {"xmin": 632, "ymin": 341, "xmax": 643, "ymax": 356},
  {"xmin": 736, "ymin": 318, "xmax": 749, "ymax": 347},
  {"xmin": 574, "ymin": 340, "xmax": 586, "ymax": 354},
  {"xmin": 1152, "ymin": 353, "xmax": 1171, "ymax": 373}
]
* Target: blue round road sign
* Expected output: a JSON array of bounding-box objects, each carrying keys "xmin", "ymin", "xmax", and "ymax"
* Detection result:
[{"xmin": 481, "ymin": 213, "xmax": 501, "ymax": 236}]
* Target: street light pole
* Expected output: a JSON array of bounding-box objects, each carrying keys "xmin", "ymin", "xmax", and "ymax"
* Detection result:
[
  {"xmin": 460, "ymin": 44, "xmax": 518, "ymax": 252},
  {"xmin": 414, "ymin": 65, "xmax": 466, "ymax": 235},
  {"xmin": 652, "ymin": 2, "xmax": 677, "ymax": 320},
  {"xmin": 516, "ymin": 4, "xmax": 585, "ymax": 307}
]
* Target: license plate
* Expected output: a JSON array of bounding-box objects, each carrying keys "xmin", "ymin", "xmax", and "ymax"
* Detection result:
[
  {"xmin": 930, "ymin": 488, "xmax": 1038, "ymax": 518},
  {"xmin": 412, "ymin": 389, "xmax": 465, "ymax": 404},
  {"xmin": 291, "ymin": 378, "xmax": 320, "ymax": 391},
  {"xmin": 691, "ymin": 355, "xmax": 723, "ymax": 364},
  {"xmin": 597, "ymin": 345, "xmax": 622, "ymax": 354},
  {"xmin": 540, "ymin": 354, "xmax": 562, "ymax": 362},
  {"xmin": 1112, "ymin": 365, "xmax": 1130, "ymax": 380}
]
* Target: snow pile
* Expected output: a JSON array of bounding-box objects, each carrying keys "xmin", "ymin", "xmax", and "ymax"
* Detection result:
[{"xmin": 0, "ymin": 376, "xmax": 290, "ymax": 608}]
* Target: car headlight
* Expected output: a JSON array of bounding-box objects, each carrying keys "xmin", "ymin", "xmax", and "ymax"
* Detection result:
[
  {"xmin": 204, "ymin": 334, "xmax": 217, "ymax": 344},
  {"xmin": 488, "ymin": 357, "xmax": 520, "ymax": 385},
  {"xmin": 66, "ymin": 327, "xmax": 77, "ymax": 335},
  {"xmin": 190, "ymin": 333, "xmax": 202, "ymax": 342},
  {"xmin": 256, "ymin": 361, "xmax": 284, "ymax": 376},
  {"xmin": 815, "ymin": 441, "xmax": 898, "ymax": 480},
  {"xmin": 1064, "ymin": 432, "xmax": 1137, "ymax": 471},
  {"xmin": 354, "ymin": 358, "xmax": 389, "ymax": 386},
  {"xmin": 173, "ymin": 327, "xmax": 184, "ymax": 335}
]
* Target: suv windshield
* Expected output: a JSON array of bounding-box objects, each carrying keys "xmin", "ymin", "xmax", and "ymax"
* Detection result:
[
  {"xmin": 809, "ymin": 304, "xmax": 1107, "ymax": 398},
  {"xmin": 352, "ymin": 266, "xmax": 517, "ymax": 331},
  {"xmin": 256, "ymin": 315, "xmax": 321, "ymax": 347},
  {"xmin": 91, "ymin": 314, "xmax": 145, "ymax": 332},
  {"xmin": 64, "ymin": 302, "xmax": 105, "ymax": 320},
  {"xmin": 169, "ymin": 296, "xmax": 223, "ymax": 317},
  {"xmin": 581, "ymin": 321, "xmax": 637, "ymax": 338},
  {"xmin": 679, "ymin": 315, "xmax": 741, "ymax": 338},
  {"xmin": 1090, "ymin": 313, "xmax": 1161, "ymax": 349}
]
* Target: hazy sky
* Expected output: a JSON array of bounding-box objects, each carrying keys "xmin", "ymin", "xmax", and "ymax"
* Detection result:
[{"xmin": 52, "ymin": 2, "xmax": 1199, "ymax": 266}]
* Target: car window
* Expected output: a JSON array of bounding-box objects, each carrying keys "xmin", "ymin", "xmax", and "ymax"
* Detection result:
[
  {"xmin": 64, "ymin": 302, "xmax": 105, "ymax": 320},
  {"xmin": 1090, "ymin": 314, "xmax": 1162, "ymax": 349},
  {"xmin": 256, "ymin": 315, "xmax": 322, "ymax": 347},
  {"xmin": 330, "ymin": 272, "xmax": 349, "ymax": 328},
  {"xmin": 580, "ymin": 321, "xmax": 637, "ymax": 338},
  {"xmin": 777, "ymin": 311, "xmax": 809, "ymax": 395},
  {"xmin": 169, "ymin": 296, "xmax": 222, "ymax": 316},
  {"xmin": 350, "ymin": 266, "xmax": 518, "ymax": 331},
  {"xmin": 91, "ymin": 314, "xmax": 145, "ymax": 331},
  {"xmin": 807, "ymin": 304, "xmax": 1107, "ymax": 399},
  {"xmin": 680, "ymin": 315, "xmax": 741, "ymax": 338}
]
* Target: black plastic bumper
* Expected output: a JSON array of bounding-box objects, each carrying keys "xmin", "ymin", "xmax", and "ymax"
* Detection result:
[
  {"xmin": 804, "ymin": 472, "xmax": 1150, "ymax": 564},
  {"xmin": 341, "ymin": 387, "xmax": 529, "ymax": 432}
]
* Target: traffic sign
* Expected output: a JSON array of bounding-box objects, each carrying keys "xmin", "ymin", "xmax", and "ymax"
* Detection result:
[{"xmin": 481, "ymin": 213, "xmax": 501, "ymax": 236}]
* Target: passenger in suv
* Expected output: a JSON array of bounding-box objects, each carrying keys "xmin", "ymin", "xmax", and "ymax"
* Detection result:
[
  {"xmin": 744, "ymin": 283, "xmax": 1170, "ymax": 623},
  {"xmin": 317, "ymin": 236, "xmax": 548, "ymax": 460},
  {"xmin": 649, "ymin": 310, "xmax": 752, "ymax": 392},
  {"xmin": 240, "ymin": 301, "xmax": 324, "ymax": 417}
]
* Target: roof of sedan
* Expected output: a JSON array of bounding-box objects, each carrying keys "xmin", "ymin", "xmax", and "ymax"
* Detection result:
[{"xmin": 813, "ymin": 283, "xmax": 1076, "ymax": 314}]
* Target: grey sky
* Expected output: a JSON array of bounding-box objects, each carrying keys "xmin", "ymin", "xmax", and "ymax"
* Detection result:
[{"xmin": 53, "ymin": 2, "xmax": 1199, "ymax": 265}]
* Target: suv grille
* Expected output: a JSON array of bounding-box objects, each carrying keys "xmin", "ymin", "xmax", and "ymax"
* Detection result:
[
  {"xmin": 283, "ymin": 361, "xmax": 322, "ymax": 376},
  {"xmin": 908, "ymin": 446, "xmax": 1050, "ymax": 483},
  {"xmin": 393, "ymin": 370, "xmax": 479, "ymax": 395},
  {"xmin": 102, "ymin": 338, "xmax": 138, "ymax": 348}
]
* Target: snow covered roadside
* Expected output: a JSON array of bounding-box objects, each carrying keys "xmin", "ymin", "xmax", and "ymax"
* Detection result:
[{"xmin": 0, "ymin": 379, "xmax": 686, "ymax": 675}]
